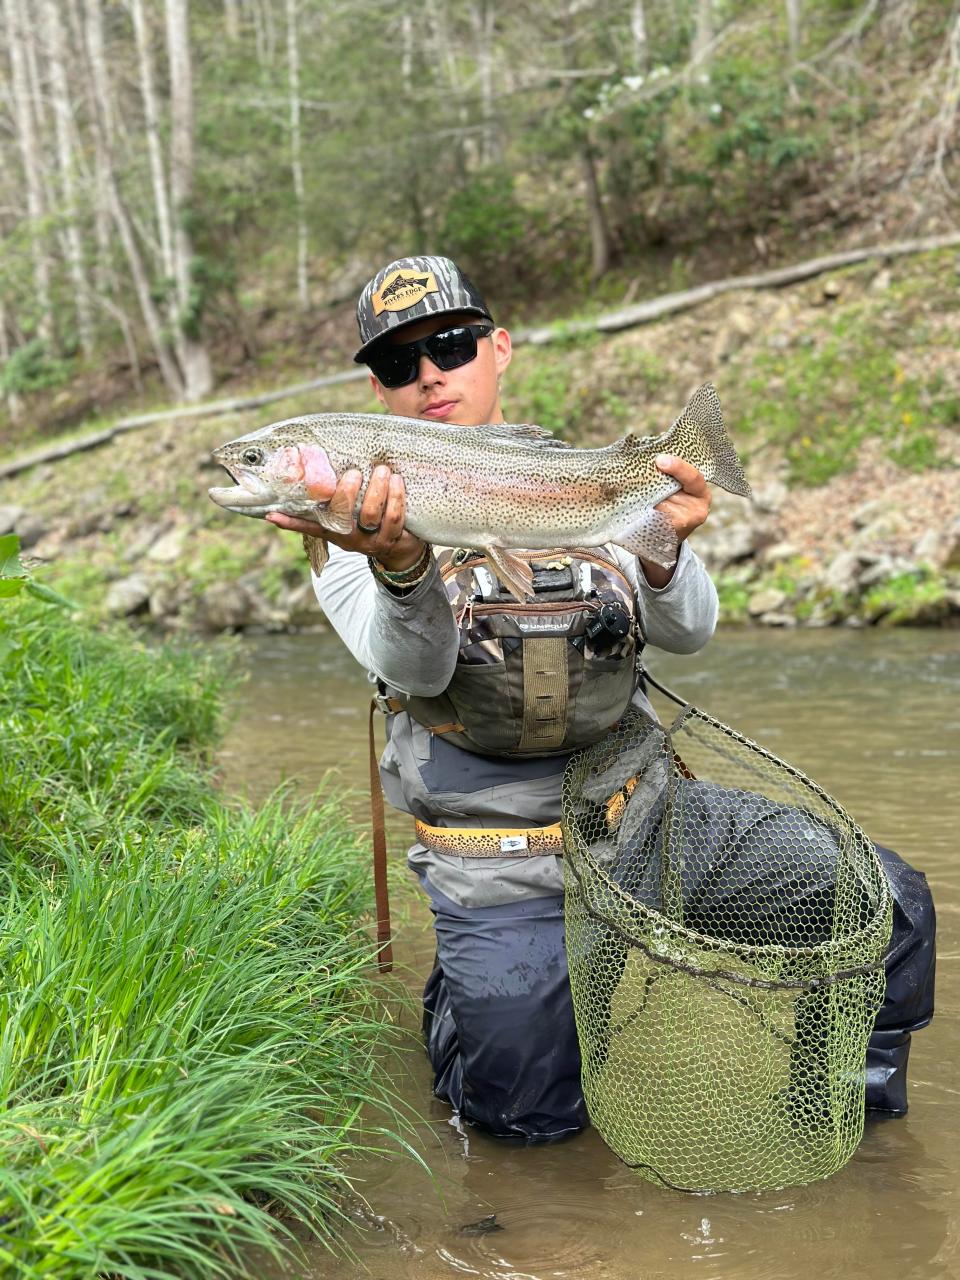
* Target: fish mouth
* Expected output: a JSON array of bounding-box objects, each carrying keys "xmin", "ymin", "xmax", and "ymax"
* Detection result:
[{"xmin": 208, "ymin": 464, "xmax": 278, "ymax": 513}]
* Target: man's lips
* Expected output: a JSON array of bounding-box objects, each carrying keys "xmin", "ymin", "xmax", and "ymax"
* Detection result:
[{"xmin": 422, "ymin": 400, "xmax": 458, "ymax": 418}]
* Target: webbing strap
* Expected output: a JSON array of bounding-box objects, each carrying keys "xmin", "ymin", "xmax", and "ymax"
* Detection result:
[
  {"xmin": 518, "ymin": 636, "xmax": 568, "ymax": 751},
  {"xmin": 368, "ymin": 699, "xmax": 393, "ymax": 974}
]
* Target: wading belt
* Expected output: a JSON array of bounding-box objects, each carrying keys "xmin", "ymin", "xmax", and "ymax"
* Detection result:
[{"xmin": 414, "ymin": 820, "xmax": 564, "ymax": 858}]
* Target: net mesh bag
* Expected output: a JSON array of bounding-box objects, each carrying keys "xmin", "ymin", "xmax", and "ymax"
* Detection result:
[{"xmin": 561, "ymin": 702, "xmax": 893, "ymax": 1193}]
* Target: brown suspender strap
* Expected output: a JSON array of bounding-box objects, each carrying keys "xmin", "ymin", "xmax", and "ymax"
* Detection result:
[{"xmin": 368, "ymin": 698, "xmax": 393, "ymax": 974}]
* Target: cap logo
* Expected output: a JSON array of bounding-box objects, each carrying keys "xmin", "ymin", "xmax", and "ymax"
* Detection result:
[{"xmin": 372, "ymin": 269, "xmax": 439, "ymax": 315}]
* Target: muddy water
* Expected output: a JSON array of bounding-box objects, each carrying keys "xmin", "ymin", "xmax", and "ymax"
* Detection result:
[{"xmin": 219, "ymin": 628, "xmax": 960, "ymax": 1280}]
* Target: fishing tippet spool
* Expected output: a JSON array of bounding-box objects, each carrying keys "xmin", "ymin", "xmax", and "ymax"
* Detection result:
[{"xmin": 584, "ymin": 600, "xmax": 631, "ymax": 651}]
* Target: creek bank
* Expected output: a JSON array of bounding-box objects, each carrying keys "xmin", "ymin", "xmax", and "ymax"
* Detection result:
[{"xmin": 5, "ymin": 249, "xmax": 958, "ymax": 633}]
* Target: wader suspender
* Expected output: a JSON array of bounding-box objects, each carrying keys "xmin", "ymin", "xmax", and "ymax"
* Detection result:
[{"xmin": 368, "ymin": 699, "xmax": 394, "ymax": 974}]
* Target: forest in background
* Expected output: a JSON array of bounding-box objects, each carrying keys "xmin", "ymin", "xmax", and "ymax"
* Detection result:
[{"xmin": 1, "ymin": 0, "xmax": 958, "ymax": 437}]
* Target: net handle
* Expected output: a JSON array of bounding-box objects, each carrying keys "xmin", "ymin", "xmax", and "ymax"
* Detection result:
[{"xmin": 640, "ymin": 666, "xmax": 689, "ymax": 708}]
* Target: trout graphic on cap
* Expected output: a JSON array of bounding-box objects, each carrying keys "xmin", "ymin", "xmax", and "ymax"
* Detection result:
[{"xmin": 354, "ymin": 254, "xmax": 493, "ymax": 363}]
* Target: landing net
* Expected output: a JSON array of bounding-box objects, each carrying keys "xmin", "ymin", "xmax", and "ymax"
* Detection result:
[{"xmin": 561, "ymin": 703, "xmax": 892, "ymax": 1193}]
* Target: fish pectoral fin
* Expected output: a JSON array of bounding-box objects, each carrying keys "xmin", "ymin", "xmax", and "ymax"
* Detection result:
[
  {"xmin": 311, "ymin": 502, "xmax": 354, "ymax": 536},
  {"xmin": 614, "ymin": 508, "xmax": 679, "ymax": 570},
  {"xmin": 303, "ymin": 534, "xmax": 329, "ymax": 576},
  {"xmin": 485, "ymin": 546, "xmax": 535, "ymax": 601}
]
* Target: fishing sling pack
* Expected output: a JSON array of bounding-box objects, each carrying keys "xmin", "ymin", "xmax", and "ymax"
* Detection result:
[{"xmin": 384, "ymin": 547, "xmax": 643, "ymax": 756}]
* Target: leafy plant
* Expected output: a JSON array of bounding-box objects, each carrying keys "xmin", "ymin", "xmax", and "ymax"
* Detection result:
[
  {"xmin": 0, "ymin": 339, "xmax": 73, "ymax": 397},
  {"xmin": 0, "ymin": 533, "xmax": 75, "ymax": 609}
]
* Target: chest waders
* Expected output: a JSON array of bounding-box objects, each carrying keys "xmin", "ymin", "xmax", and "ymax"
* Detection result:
[{"xmin": 368, "ymin": 547, "xmax": 644, "ymax": 972}]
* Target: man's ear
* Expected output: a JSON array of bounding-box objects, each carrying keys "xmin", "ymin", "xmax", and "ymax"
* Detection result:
[
  {"xmin": 369, "ymin": 371, "xmax": 387, "ymax": 407},
  {"xmin": 492, "ymin": 326, "xmax": 512, "ymax": 375}
]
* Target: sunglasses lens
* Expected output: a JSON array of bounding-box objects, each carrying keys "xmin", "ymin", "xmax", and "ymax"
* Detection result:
[
  {"xmin": 428, "ymin": 327, "xmax": 479, "ymax": 371},
  {"xmin": 369, "ymin": 349, "xmax": 417, "ymax": 388},
  {"xmin": 369, "ymin": 324, "xmax": 492, "ymax": 388}
]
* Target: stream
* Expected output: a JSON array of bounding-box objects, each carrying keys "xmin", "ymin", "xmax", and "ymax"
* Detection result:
[{"xmin": 218, "ymin": 626, "xmax": 959, "ymax": 1280}]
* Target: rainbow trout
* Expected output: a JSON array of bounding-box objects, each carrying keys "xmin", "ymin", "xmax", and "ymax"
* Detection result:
[{"xmin": 208, "ymin": 382, "xmax": 750, "ymax": 600}]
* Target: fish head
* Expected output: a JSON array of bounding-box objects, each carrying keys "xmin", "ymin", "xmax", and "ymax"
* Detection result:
[{"xmin": 208, "ymin": 418, "xmax": 338, "ymax": 519}]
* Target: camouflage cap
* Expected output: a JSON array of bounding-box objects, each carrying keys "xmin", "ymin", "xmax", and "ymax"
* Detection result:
[{"xmin": 353, "ymin": 255, "xmax": 493, "ymax": 363}]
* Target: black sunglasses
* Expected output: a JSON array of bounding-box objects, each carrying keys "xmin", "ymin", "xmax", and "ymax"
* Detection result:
[{"xmin": 367, "ymin": 322, "xmax": 494, "ymax": 389}]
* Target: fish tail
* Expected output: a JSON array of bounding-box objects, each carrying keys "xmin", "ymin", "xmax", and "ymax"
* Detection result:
[{"xmin": 682, "ymin": 383, "xmax": 752, "ymax": 499}]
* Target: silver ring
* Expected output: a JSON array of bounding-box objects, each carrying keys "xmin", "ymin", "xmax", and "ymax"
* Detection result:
[{"xmin": 357, "ymin": 520, "xmax": 381, "ymax": 535}]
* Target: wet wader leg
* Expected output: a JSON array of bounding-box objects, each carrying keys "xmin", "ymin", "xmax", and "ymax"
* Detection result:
[
  {"xmin": 418, "ymin": 874, "xmax": 588, "ymax": 1143},
  {"xmin": 423, "ymin": 954, "xmax": 464, "ymax": 1115},
  {"xmin": 867, "ymin": 846, "xmax": 936, "ymax": 1115}
]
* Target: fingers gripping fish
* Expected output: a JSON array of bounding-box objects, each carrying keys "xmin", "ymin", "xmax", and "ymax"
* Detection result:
[{"xmin": 208, "ymin": 382, "xmax": 751, "ymax": 601}]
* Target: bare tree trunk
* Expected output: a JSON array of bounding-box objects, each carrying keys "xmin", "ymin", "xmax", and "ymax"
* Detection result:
[
  {"xmin": 249, "ymin": 0, "xmax": 277, "ymax": 66},
  {"xmin": 786, "ymin": 0, "xmax": 801, "ymax": 61},
  {"xmin": 631, "ymin": 0, "xmax": 649, "ymax": 72},
  {"xmin": 92, "ymin": 292, "xmax": 144, "ymax": 391},
  {"xmin": 285, "ymin": 0, "xmax": 309, "ymax": 309},
  {"xmin": 3, "ymin": 0, "xmax": 53, "ymax": 342},
  {"xmin": 42, "ymin": 0, "xmax": 94, "ymax": 356},
  {"xmin": 0, "ymin": 300, "xmax": 24, "ymax": 423},
  {"xmin": 692, "ymin": 0, "xmax": 714, "ymax": 66},
  {"xmin": 165, "ymin": 0, "xmax": 213, "ymax": 400},
  {"xmin": 424, "ymin": 0, "xmax": 470, "ymax": 175},
  {"xmin": 83, "ymin": 0, "xmax": 185, "ymax": 398},
  {"xmin": 70, "ymin": 0, "xmax": 117, "ymax": 297},
  {"xmin": 130, "ymin": 0, "xmax": 176, "ymax": 283},
  {"xmin": 786, "ymin": 0, "xmax": 801, "ymax": 99},
  {"xmin": 579, "ymin": 140, "xmax": 614, "ymax": 278},
  {"xmin": 224, "ymin": 0, "xmax": 240, "ymax": 39},
  {"xmin": 472, "ymin": 0, "xmax": 501, "ymax": 164}
]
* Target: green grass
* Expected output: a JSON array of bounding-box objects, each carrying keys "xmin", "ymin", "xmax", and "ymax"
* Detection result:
[
  {"xmin": 0, "ymin": 600, "xmax": 417, "ymax": 1277},
  {"xmin": 860, "ymin": 569, "xmax": 949, "ymax": 625}
]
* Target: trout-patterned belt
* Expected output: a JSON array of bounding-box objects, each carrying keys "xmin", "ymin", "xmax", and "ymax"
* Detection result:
[{"xmin": 414, "ymin": 819, "xmax": 565, "ymax": 859}]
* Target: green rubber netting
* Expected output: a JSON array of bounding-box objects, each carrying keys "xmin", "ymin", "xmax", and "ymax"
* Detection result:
[{"xmin": 561, "ymin": 704, "xmax": 893, "ymax": 1193}]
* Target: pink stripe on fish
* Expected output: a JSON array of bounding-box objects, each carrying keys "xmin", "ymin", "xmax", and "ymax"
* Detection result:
[{"xmin": 300, "ymin": 445, "xmax": 337, "ymax": 501}]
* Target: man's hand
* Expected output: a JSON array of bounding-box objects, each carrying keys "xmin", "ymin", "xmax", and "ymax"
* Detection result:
[
  {"xmin": 265, "ymin": 465, "xmax": 426, "ymax": 572},
  {"xmin": 640, "ymin": 453, "xmax": 712, "ymax": 588}
]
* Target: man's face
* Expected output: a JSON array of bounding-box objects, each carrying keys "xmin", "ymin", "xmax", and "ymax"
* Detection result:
[{"xmin": 368, "ymin": 311, "xmax": 512, "ymax": 427}]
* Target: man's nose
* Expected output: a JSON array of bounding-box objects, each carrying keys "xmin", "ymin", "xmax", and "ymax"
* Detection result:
[{"xmin": 418, "ymin": 354, "xmax": 445, "ymax": 386}]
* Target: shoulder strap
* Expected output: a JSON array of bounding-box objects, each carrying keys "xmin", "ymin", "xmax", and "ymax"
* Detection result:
[{"xmin": 368, "ymin": 698, "xmax": 393, "ymax": 974}]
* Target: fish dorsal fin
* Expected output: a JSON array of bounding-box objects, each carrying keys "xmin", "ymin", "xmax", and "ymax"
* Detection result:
[
  {"xmin": 467, "ymin": 422, "xmax": 572, "ymax": 449},
  {"xmin": 609, "ymin": 429, "xmax": 664, "ymax": 455}
]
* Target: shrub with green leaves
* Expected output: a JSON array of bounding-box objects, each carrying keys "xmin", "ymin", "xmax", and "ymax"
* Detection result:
[{"xmin": 0, "ymin": 339, "xmax": 73, "ymax": 397}]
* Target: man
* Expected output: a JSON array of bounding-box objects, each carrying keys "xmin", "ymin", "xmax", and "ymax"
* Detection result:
[{"xmin": 267, "ymin": 256, "xmax": 933, "ymax": 1142}]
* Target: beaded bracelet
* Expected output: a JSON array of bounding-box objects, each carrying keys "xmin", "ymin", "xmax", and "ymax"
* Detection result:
[{"xmin": 369, "ymin": 543, "xmax": 433, "ymax": 591}]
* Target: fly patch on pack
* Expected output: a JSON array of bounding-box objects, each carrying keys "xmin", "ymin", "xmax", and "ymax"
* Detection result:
[{"xmin": 395, "ymin": 549, "xmax": 642, "ymax": 757}]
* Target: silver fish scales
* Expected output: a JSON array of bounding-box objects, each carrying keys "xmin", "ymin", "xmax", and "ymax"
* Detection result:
[{"xmin": 208, "ymin": 382, "xmax": 751, "ymax": 600}]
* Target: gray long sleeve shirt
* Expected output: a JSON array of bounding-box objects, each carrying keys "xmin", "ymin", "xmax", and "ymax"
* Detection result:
[{"xmin": 313, "ymin": 541, "xmax": 718, "ymax": 906}]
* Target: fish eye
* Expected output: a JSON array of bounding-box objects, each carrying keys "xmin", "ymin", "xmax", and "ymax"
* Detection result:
[{"xmin": 241, "ymin": 447, "xmax": 264, "ymax": 466}]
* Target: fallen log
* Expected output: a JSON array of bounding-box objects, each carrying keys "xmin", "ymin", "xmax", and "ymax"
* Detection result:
[
  {"xmin": 0, "ymin": 369, "xmax": 367, "ymax": 481},
  {"xmin": 3, "ymin": 231, "xmax": 959, "ymax": 481}
]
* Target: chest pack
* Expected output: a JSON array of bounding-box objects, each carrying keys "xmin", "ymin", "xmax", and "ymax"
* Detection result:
[{"xmin": 385, "ymin": 547, "xmax": 643, "ymax": 757}]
